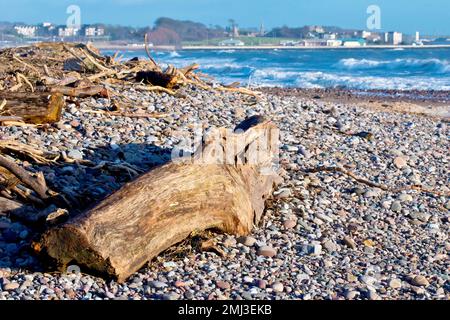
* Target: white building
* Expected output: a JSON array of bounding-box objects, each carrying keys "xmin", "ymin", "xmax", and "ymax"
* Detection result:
[
  {"xmin": 308, "ymin": 26, "xmax": 324, "ymax": 34},
  {"xmin": 219, "ymin": 39, "xmax": 244, "ymax": 46},
  {"xmin": 385, "ymin": 32, "xmax": 403, "ymax": 45},
  {"xmin": 58, "ymin": 27, "xmax": 79, "ymax": 37},
  {"xmin": 280, "ymin": 40, "xmax": 300, "ymax": 46},
  {"xmin": 342, "ymin": 39, "xmax": 366, "ymax": 47},
  {"xmin": 299, "ymin": 39, "xmax": 327, "ymax": 47},
  {"xmin": 323, "ymin": 33, "xmax": 337, "ymax": 40},
  {"xmin": 14, "ymin": 26, "xmax": 37, "ymax": 37},
  {"xmin": 361, "ymin": 31, "xmax": 372, "ymax": 39},
  {"xmin": 326, "ymin": 40, "xmax": 343, "ymax": 47},
  {"xmin": 85, "ymin": 27, "xmax": 105, "ymax": 37}
]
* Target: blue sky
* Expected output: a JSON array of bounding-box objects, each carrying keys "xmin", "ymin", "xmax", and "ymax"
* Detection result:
[{"xmin": 0, "ymin": 0, "xmax": 449, "ymax": 35}]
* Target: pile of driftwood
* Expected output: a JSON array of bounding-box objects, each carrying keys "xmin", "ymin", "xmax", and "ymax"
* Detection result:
[
  {"xmin": 0, "ymin": 41, "xmax": 262, "ymax": 210},
  {"xmin": 0, "ymin": 42, "xmax": 276, "ymax": 281},
  {"xmin": 0, "ymin": 41, "xmax": 259, "ymax": 126}
]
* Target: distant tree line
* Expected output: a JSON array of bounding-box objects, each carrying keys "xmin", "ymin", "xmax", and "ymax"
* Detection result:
[{"xmin": 1, "ymin": 18, "xmax": 368, "ymax": 44}]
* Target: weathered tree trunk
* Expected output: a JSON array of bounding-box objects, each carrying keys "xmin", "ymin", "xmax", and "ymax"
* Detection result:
[
  {"xmin": 40, "ymin": 116, "xmax": 281, "ymax": 282},
  {"xmin": 0, "ymin": 91, "xmax": 64, "ymax": 124}
]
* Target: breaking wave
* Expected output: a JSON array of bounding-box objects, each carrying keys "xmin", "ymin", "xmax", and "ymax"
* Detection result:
[
  {"xmin": 337, "ymin": 58, "xmax": 450, "ymax": 73},
  {"xmin": 250, "ymin": 69, "xmax": 450, "ymax": 90}
]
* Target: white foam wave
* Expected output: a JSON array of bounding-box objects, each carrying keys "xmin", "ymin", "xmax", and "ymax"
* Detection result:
[
  {"xmin": 337, "ymin": 58, "xmax": 450, "ymax": 73},
  {"xmin": 168, "ymin": 51, "xmax": 181, "ymax": 58},
  {"xmin": 217, "ymin": 50, "xmax": 236, "ymax": 54},
  {"xmin": 250, "ymin": 69, "xmax": 450, "ymax": 90}
]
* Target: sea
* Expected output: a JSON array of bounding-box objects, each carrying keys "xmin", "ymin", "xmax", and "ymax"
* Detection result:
[{"xmin": 102, "ymin": 48, "xmax": 450, "ymax": 91}]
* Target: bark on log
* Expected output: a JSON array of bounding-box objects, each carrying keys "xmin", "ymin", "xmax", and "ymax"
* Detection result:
[
  {"xmin": 0, "ymin": 92, "xmax": 64, "ymax": 124},
  {"xmin": 40, "ymin": 116, "xmax": 281, "ymax": 282}
]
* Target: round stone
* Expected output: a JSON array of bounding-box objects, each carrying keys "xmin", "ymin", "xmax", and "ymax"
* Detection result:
[
  {"xmin": 391, "ymin": 201, "xmax": 402, "ymax": 212},
  {"xmin": 283, "ymin": 219, "xmax": 297, "ymax": 229},
  {"xmin": 394, "ymin": 157, "xmax": 408, "ymax": 169},
  {"xmin": 243, "ymin": 276, "xmax": 254, "ymax": 284},
  {"xmin": 257, "ymin": 246, "xmax": 277, "ymax": 258},
  {"xmin": 343, "ymin": 236, "xmax": 357, "ymax": 250},
  {"xmin": 389, "ymin": 278, "xmax": 402, "ymax": 289},
  {"xmin": 411, "ymin": 275, "xmax": 429, "ymax": 287},
  {"xmin": 149, "ymin": 280, "xmax": 167, "ymax": 289},
  {"xmin": 256, "ymin": 279, "xmax": 267, "ymax": 289},
  {"xmin": 162, "ymin": 292, "xmax": 180, "ymax": 300},
  {"xmin": 174, "ymin": 280, "xmax": 186, "ymax": 288},
  {"xmin": 68, "ymin": 149, "xmax": 83, "ymax": 160},
  {"xmin": 272, "ymin": 282, "xmax": 284, "ymax": 293},
  {"xmin": 237, "ymin": 236, "xmax": 257, "ymax": 247},
  {"xmin": 398, "ymin": 194, "xmax": 413, "ymax": 202},
  {"xmin": 216, "ymin": 280, "xmax": 230, "ymax": 290},
  {"xmin": 3, "ymin": 282, "xmax": 20, "ymax": 291},
  {"xmin": 345, "ymin": 290, "xmax": 358, "ymax": 299}
]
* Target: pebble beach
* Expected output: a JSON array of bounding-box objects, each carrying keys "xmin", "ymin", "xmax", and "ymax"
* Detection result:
[{"xmin": 0, "ymin": 85, "xmax": 449, "ymax": 300}]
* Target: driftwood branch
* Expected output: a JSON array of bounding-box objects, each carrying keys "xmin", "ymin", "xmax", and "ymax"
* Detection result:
[
  {"xmin": 0, "ymin": 154, "xmax": 49, "ymax": 199},
  {"xmin": 51, "ymin": 86, "xmax": 109, "ymax": 98},
  {"xmin": 305, "ymin": 166, "xmax": 450, "ymax": 197}
]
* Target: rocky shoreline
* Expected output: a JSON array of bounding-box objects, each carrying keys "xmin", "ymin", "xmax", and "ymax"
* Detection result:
[{"xmin": 0, "ymin": 85, "xmax": 449, "ymax": 300}]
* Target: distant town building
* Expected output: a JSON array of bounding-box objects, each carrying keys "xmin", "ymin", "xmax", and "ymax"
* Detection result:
[
  {"xmin": 360, "ymin": 31, "xmax": 372, "ymax": 39},
  {"xmin": 385, "ymin": 31, "xmax": 403, "ymax": 45},
  {"xmin": 58, "ymin": 27, "xmax": 79, "ymax": 37},
  {"xmin": 14, "ymin": 26, "xmax": 37, "ymax": 37},
  {"xmin": 280, "ymin": 40, "xmax": 300, "ymax": 46},
  {"xmin": 85, "ymin": 27, "xmax": 105, "ymax": 37},
  {"xmin": 299, "ymin": 39, "xmax": 327, "ymax": 47},
  {"xmin": 219, "ymin": 38, "xmax": 244, "ymax": 46},
  {"xmin": 259, "ymin": 23, "xmax": 265, "ymax": 36},
  {"xmin": 415, "ymin": 31, "xmax": 420, "ymax": 42},
  {"xmin": 232, "ymin": 25, "xmax": 240, "ymax": 38},
  {"xmin": 341, "ymin": 38, "xmax": 366, "ymax": 47},
  {"xmin": 42, "ymin": 22, "xmax": 53, "ymax": 28},
  {"xmin": 326, "ymin": 39, "xmax": 343, "ymax": 47},
  {"xmin": 323, "ymin": 33, "xmax": 337, "ymax": 40},
  {"xmin": 364, "ymin": 32, "xmax": 382, "ymax": 44},
  {"xmin": 308, "ymin": 26, "xmax": 324, "ymax": 34}
]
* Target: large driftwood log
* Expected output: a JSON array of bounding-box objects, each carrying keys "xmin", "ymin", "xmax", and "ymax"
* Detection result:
[
  {"xmin": 40, "ymin": 116, "xmax": 281, "ymax": 282},
  {"xmin": 0, "ymin": 92, "xmax": 64, "ymax": 124}
]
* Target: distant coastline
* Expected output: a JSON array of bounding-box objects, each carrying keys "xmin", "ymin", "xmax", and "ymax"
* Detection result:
[{"xmin": 95, "ymin": 43, "xmax": 450, "ymax": 51}]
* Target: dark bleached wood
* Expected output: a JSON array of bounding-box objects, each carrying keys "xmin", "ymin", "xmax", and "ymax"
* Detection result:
[
  {"xmin": 0, "ymin": 197, "xmax": 22, "ymax": 216},
  {"xmin": 0, "ymin": 91, "xmax": 64, "ymax": 124},
  {"xmin": 40, "ymin": 116, "xmax": 281, "ymax": 282},
  {"xmin": 135, "ymin": 71, "xmax": 178, "ymax": 88}
]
